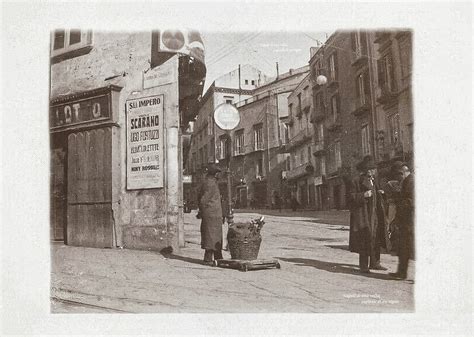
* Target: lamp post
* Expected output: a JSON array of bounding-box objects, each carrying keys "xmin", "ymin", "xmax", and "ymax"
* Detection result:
[{"xmin": 213, "ymin": 103, "xmax": 241, "ymax": 226}]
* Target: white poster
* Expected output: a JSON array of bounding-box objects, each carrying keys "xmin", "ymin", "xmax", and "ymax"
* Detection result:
[{"xmin": 126, "ymin": 94, "xmax": 164, "ymax": 189}]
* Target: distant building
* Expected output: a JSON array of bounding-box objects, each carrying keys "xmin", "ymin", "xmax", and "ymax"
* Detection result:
[
  {"xmin": 187, "ymin": 65, "xmax": 310, "ymax": 208},
  {"xmin": 283, "ymin": 73, "xmax": 315, "ymax": 208}
]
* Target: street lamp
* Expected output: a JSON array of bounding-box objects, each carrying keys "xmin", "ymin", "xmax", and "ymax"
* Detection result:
[
  {"xmin": 213, "ymin": 103, "xmax": 241, "ymax": 226},
  {"xmin": 316, "ymin": 74, "xmax": 328, "ymax": 86}
]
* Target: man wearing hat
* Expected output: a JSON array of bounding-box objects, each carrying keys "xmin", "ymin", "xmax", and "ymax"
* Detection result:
[
  {"xmin": 389, "ymin": 162, "xmax": 415, "ymax": 280},
  {"xmin": 197, "ymin": 163, "xmax": 224, "ymax": 264},
  {"xmin": 347, "ymin": 155, "xmax": 388, "ymax": 273}
]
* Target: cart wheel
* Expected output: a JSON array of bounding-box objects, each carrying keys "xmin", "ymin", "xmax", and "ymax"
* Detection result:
[
  {"xmin": 212, "ymin": 260, "xmax": 218, "ymax": 267},
  {"xmin": 276, "ymin": 262, "xmax": 281, "ymax": 269}
]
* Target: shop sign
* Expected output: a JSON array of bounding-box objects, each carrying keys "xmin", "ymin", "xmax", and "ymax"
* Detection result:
[
  {"xmin": 50, "ymin": 94, "xmax": 110, "ymax": 129},
  {"xmin": 143, "ymin": 63, "xmax": 177, "ymax": 89},
  {"xmin": 126, "ymin": 94, "xmax": 164, "ymax": 189}
]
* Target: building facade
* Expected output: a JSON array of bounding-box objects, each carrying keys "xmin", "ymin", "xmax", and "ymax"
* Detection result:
[
  {"xmin": 50, "ymin": 29, "xmax": 204, "ymax": 251},
  {"xmin": 283, "ymin": 73, "xmax": 316, "ymax": 208},
  {"xmin": 307, "ymin": 30, "xmax": 413, "ymax": 210}
]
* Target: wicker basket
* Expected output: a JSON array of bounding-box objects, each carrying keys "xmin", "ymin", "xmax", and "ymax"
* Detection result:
[{"xmin": 228, "ymin": 236, "xmax": 262, "ymax": 260}]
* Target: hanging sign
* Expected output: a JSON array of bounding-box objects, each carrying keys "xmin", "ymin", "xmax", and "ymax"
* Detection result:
[
  {"xmin": 126, "ymin": 94, "xmax": 164, "ymax": 189},
  {"xmin": 214, "ymin": 103, "xmax": 240, "ymax": 130}
]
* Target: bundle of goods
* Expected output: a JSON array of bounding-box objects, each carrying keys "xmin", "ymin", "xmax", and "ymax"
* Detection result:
[{"xmin": 227, "ymin": 216, "xmax": 265, "ymax": 260}]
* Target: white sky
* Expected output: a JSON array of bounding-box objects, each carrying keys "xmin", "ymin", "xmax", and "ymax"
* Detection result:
[{"xmin": 201, "ymin": 30, "xmax": 332, "ymax": 91}]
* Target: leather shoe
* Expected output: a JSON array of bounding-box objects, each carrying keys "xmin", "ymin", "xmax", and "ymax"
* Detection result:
[
  {"xmin": 370, "ymin": 264, "xmax": 388, "ymax": 271},
  {"xmin": 389, "ymin": 272, "xmax": 407, "ymax": 280}
]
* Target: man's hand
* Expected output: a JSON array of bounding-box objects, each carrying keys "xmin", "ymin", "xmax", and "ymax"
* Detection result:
[{"xmin": 364, "ymin": 190, "xmax": 373, "ymax": 198}]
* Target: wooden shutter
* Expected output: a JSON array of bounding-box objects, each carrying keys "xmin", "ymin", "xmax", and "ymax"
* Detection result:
[
  {"xmin": 377, "ymin": 58, "xmax": 385, "ymax": 88},
  {"xmin": 363, "ymin": 71, "xmax": 371, "ymax": 104}
]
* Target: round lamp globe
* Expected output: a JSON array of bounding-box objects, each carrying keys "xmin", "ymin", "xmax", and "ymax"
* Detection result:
[{"xmin": 316, "ymin": 75, "xmax": 328, "ymax": 85}]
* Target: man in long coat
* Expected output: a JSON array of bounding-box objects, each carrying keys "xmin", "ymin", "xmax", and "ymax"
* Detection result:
[
  {"xmin": 347, "ymin": 156, "xmax": 388, "ymax": 273},
  {"xmin": 197, "ymin": 163, "xmax": 223, "ymax": 264},
  {"xmin": 389, "ymin": 163, "xmax": 415, "ymax": 280}
]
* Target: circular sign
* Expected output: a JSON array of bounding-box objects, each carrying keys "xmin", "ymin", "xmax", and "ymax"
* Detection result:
[{"xmin": 214, "ymin": 103, "xmax": 240, "ymax": 130}]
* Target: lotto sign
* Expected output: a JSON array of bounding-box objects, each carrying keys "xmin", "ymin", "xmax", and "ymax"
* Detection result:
[
  {"xmin": 214, "ymin": 103, "xmax": 240, "ymax": 130},
  {"xmin": 126, "ymin": 95, "xmax": 164, "ymax": 189}
]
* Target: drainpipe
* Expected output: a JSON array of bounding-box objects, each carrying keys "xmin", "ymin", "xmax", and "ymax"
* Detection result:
[{"xmin": 366, "ymin": 32, "xmax": 378, "ymax": 161}]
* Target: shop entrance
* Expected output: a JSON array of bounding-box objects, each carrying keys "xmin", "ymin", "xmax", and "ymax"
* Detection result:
[
  {"xmin": 66, "ymin": 128, "xmax": 114, "ymax": 248},
  {"xmin": 50, "ymin": 133, "xmax": 67, "ymax": 242}
]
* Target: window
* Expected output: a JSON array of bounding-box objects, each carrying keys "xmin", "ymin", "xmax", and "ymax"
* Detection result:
[
  {"xmin": 331, "ymin": 94, "xmax": 339, "ymax": 122},
  {"xmin": 317, "ymin": 123, "xmax": 324, "ymax": 143},
  {"xmin": 207, "ymin": 116, "xmax": 213, "ymax": 135},
  {"xmin": 251, "ymin": 80, "xmax": 255, "ymax": 85},
  {"xmin": 320, "ymin": 156, "xmax": 326, "ymax": 175},
  {"xmin": 351, "ymin": 30, "xmax": 367, "ymax": 58},
  {"xmin": 378, "ymin": 53, "xmax": 397, "ymax": 92},
  {"xmin": 245, "ymin": 79, "xmax": 249, "ymax": 85},
  {"xmin": 219, "ymin": 137, "xmax": 229, "ymax": 159},
  {"xmin": 51, "ymin": 29, "xmax": 93, "ymax": 60},
  {"xmin": 335, "ymin": 141, "xmax": 342, "ymax": 169},
  {"xmin": 203, "ymin": 145, "xmax": 208, "ymax": 163},
  {"xmin": 297, "ymin": 93, "xmax": 302, "ymax": 117},
  {"xmin": 224, "ymin": 96, "xmax": 234, "ymax": 105},
  {"xmin": 356, "ymin": 71, "xmax": 370, "ymax": 106},
  {"xmin": 361, "ymin": 124, "xmax": 371, "ymax": 156},
  {"xmin": 307, "ymin": 146, "xmax": 312, "ymax": 165},
  {"xmin": 253, "ymin": 124, "xmax": 264, "ymax": 150},
  {"xmin": 328, "ymin": 53, "xmax": 337, "ymax": 82},
  {"xmin": 256, "ymin": 157, "xmax": 264, "ymax": 177},
  {"xmin": 315, "ymin": 92, "xmax": 325, "ymax": 114},
  {"xmin": 234, "ymin": 130, "xmax": 244, "ymax": 155},
  {"xmin": 388, "ymin": 113, "xmax": 401, "ymax": 145}
]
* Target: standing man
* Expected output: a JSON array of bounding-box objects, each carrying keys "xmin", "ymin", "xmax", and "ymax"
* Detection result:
[
  {"xmin": 389, "ymin": 163, "xmax": 415, "ymax": 280},
  {"xmin": 197, "ymin": 163, "xmax": 224, "ymax": 265},
  {"xmin": 347, "ymin": 156, "xmax": 388, "ymax": 273}
]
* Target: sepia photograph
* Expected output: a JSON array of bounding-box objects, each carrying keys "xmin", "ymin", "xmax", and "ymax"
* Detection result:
[
  {"xmin": 1, "ymin": 1, "xmax": 472, "ymax": 336},
  {"xmin": 49, "ymin": 29, "xmax": 415, "ymax": 313}
]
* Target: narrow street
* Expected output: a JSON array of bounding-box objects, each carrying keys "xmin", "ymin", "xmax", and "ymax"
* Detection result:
[{"xmin": 51, "ymin": 210, "xmax": 414, "ymax": 313}]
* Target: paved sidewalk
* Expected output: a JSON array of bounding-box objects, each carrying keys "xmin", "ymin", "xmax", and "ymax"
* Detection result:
[{"xmin": 51, "ymin": 210, "xmax": 414, "ymax": 313}]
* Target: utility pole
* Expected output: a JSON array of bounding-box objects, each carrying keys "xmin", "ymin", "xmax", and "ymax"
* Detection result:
[{"xmin": 276, "ymin": 62, "xmax": 279, "ymax": 80}]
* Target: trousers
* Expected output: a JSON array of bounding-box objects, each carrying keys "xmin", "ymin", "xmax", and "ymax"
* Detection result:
[{"xmin": 204, "ymin": 249, "xmax": 223, "ymax": 262}]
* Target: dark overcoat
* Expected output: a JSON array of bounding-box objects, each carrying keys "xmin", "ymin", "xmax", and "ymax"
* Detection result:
[
  {"xmin": 395, "ymin": 173, "xmax": 415, "ymax": 259},
  {"xmin": 347, "ymin": 174, "xmax": 388, "ymax": 255},
  {"xmin": 198, "ymin": 175, "xmax": 223, "ymax": 250}
]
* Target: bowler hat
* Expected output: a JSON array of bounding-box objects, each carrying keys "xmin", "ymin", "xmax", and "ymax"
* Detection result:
[
  {"xmin": 206, "ymin": 163, "xmax": 222, "ymax": 175},
  {"xmin": 356, "ymin": 155, "xmax": 376, "ymax": 172}
]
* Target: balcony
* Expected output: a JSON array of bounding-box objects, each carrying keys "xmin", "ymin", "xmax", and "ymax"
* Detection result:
[
  {"xmin": 327, "ymin": 119, "xmax": 342, "ymax": 132},
  {"xmin": 352, "ymin": 101, "xmax": 371, "ymax": 117},
  {"xmin": 311, "ymin": 105, "xmax": 325, "ymax": 123},
  {"xmin": 351, "ymin": 48, "xmax": 368, "ymax": 68},
  {"xmin": 286, "ymin": 127, "xmax": 313, "ymax": 151},
  {"xmin": 377, "ymin": 85, "xmax": 399, "ymax": 105},
  {"xmin": 313, "ymin": 140, "xmax": 326, "ymax": 156},
  {"xmin": 286, "ymin": 163, "xmax": 314, "ymax": 181}
]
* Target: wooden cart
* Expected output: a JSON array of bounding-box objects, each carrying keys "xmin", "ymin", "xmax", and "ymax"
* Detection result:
[{"xmin": 213, "ymin": 258, "xmax": 281, "ymax": 272}]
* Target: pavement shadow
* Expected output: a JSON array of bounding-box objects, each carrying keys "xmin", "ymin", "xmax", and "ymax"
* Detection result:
[
  {"xmin": 276, "ymin": 257, "xmax": 395, "ymax": 281},
  {"xmin": 160, "ymin": 253, "xmax": 207, "ymax": 266}
]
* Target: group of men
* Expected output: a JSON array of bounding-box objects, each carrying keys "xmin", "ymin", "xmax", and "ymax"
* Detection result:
[
  {"xmin": 347, "ymin": 155, "xmax": 415, "ymax": 280},
  {"xmin": 196, "ymin": 158, "xmax": 415, "ymax": 279}
]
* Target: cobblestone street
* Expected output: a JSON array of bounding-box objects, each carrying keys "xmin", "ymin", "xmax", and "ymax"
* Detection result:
[{"xmin": 51, "ymin": 210, "xmax": 414, "ymax": 313}]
